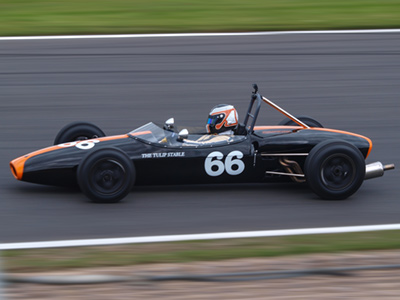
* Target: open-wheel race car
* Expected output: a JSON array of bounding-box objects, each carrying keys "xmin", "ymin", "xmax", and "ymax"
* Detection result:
[{"xmin": 10, "ymin": 84, "xmax": 394, "ymax": 203}]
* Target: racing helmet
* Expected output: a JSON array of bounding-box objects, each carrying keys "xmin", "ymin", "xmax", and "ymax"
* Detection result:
[{"xmin": 206, "ymin": 104, "xmax": 239, "ymax": 134}]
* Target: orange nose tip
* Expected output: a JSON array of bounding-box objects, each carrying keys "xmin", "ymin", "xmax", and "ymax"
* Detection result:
[{"xmin": 10, "ymin": 156, "xmax": 26, "ymax": 180}]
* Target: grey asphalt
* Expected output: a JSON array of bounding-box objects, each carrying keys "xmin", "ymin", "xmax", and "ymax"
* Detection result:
[{"xmin": 0, "ymin": 33, "xmax": 399, "ymax": 243}]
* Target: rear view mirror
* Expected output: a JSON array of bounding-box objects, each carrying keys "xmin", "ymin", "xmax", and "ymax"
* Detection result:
[
  {"xmin": 164, "ymin": 118, "xmax": 174, "ymax": 131},
  {"xmin": 178, "ymin": 129, "xmax": 189, "ymax": 140}
]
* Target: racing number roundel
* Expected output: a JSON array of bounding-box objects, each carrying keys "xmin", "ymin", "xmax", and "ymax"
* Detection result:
[
  {"xmin": 58, "ymin": 139, "xmax": 100, "ymax": 150},
  {"xmin": 205, "ymin": 151, "xmax": 245, "ymax": 176}
]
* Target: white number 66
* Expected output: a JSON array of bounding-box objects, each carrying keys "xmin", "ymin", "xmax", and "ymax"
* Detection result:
[{"xmin": 205, "ymin": 150, "xmax": 245, "ymax": 177}]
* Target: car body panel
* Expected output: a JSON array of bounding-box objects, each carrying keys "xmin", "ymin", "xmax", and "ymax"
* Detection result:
[
  {"xmin": 253, "ymin": 126, "xmax": 371, "ymax": 158},
  {"xmin": 10, "ymin": 122, "xmax": 372, "ymax": 188}
]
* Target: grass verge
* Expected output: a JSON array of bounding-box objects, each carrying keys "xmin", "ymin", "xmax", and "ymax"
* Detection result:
[
  {"xmin": 3, "ymin": 230, "xmax": 400, "ymax": 272},
  {"xmin": 1, "ymin": 0, "xmax": 400, "ymax": 36}
]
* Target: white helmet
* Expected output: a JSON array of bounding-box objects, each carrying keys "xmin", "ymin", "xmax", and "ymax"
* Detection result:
[{"xmin": 206, "ymin": 104, "xmax": 238, "ymax": 134}]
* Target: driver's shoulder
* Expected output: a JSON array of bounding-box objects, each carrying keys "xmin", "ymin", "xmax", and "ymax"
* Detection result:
[
  {"xmin": 198, "ymin": 133, "xmax": 232, "ymax": 142},
  {"xmin": 182, "ymin": 134, "xmax": 232, "ymax": 146}
]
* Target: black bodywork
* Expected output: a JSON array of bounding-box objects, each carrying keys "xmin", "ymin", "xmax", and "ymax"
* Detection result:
[{"xmin": 12, "ymin": 122, "xmax": 371, "ymax": 187}]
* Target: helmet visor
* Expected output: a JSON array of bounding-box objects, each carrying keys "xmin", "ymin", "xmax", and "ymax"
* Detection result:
[{"xmin": 207, "ymin": 115, "xmax": 221, "ymax": 126}]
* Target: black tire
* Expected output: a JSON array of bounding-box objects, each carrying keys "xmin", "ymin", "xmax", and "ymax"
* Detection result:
[
  {"xmin": 54, "ymin": 122, "xmax": 106, "ymax": 145},
  {"xmin": 278, "ymin": 115, "xmax": 323, "ymax": 128},
  {"xmin": 304, "ymin": 140, "xmax": 365, "ymax": 200},
  {"xmin": 77, "ymin": 148, "xmax": 135, "ymax": 203}
]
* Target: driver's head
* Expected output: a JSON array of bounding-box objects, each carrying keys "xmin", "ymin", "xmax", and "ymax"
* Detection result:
[{"xmin": 206, "ymin": 104, "xmax": 238, "ymax": 134}]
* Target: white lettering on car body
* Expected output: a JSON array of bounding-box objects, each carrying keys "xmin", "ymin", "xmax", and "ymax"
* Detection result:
[{"xmin": 141, "ymin": 152, "xmax": 185, "ymax": 159}]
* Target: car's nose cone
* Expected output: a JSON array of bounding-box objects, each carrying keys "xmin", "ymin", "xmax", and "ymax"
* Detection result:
[{"xmin": 10, "ymin": 156, "xmax": 26, "ymax": 180}]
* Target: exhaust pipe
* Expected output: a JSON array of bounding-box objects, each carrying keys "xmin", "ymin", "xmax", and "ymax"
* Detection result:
[{"xmin": 365, "ymin": 162, "xmax": 395, "ymax": 180}]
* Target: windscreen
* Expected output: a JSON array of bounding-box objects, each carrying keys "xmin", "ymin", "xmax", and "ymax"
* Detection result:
[{"xmin": 128, "ymin": 122, "xmax": 170, "ymax": 143}]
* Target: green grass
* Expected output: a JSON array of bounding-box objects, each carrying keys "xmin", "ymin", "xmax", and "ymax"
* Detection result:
[
  {"xmin": 1, "ymin": 0, "xmax": 400, "ymax": 36},
  {"xmin": 4, "ymin": 230, "xmax": 400, "ymax": 272}
]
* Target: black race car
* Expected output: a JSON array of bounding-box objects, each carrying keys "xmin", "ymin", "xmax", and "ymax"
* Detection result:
[{"xmin": 10, "ymin": 85, "xmax": 394, "ymax": 203}]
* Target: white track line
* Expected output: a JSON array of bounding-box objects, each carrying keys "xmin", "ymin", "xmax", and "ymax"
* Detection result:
[
  {"xmin": 1, "ymin": 29, "xmax": 400, "ymax": 41},
  {"xmin": 1, "ymin": 223, "xmax": 400, "ymax": 250}
]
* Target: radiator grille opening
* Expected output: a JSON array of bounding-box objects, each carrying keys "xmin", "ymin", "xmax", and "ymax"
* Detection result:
[{"xmin": 10, "ymin": 162, "xmax": 18, "ymax": 179}]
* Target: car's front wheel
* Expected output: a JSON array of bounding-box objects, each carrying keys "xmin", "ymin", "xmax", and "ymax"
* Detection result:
[
  {"xmin": 77, "ymin": 148, "xmax": 135, "ymax": 203},
  {"xmin": 54, "ymin": 122, "xmax": 106, "ymax": 145},
  {"xmin": 304, "ymin": 140, "xmax": 365, "ymax": 200}
]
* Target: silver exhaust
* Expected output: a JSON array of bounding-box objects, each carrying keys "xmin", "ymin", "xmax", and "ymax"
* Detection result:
[{"xmin": 365, "ymin": 162, "xmax": 395, "ymax": 180}]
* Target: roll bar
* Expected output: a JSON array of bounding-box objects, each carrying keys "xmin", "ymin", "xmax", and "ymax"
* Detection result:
[
  {"xmin": 242, "ymin": 84, "xmax": 262, "ymax": 132},
  {"xmin": 243, "ymin": 84, "xmax": 310, "ymax": 132}
]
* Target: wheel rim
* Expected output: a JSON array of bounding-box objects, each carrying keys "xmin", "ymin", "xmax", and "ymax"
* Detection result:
[
  {"xmin": 89, "ymin": 159, "xmax": 126, "ymax": 195},
  {"xmin": 320, "ymin": 154, "xmax": 356, "ymax": 190}
]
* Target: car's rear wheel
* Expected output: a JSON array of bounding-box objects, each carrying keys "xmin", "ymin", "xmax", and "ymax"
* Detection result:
[
  {"xmin": 278, "ymin": 115, "xmax": 323, "ymax": 128},
  {"xmin": 304, "ymin": 140, "xmax": 365, "ymax": 200},
  {"xmin": 77, "ymin": 148, "xmax": 135, "ymax": 203},
  {"xmin": 54, "ymin": 122, "xmax": 106, "ymax": 145}
]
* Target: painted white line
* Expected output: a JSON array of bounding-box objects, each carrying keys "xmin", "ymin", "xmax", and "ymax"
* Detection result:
[
  {"xmin": 1, "ymin": 223, "xmax": 400, "ymax": 250},
  {"xmin": 1, "ymin": 29, "xmax": 400, "ymax": 41}
]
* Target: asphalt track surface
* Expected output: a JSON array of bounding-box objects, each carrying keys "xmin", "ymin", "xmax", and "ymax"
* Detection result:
[{"xmin": 1, "ymin": 33, "xmax": 399, "ymax": 243}]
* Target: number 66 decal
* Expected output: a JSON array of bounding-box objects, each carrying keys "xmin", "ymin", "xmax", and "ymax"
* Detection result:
[{"xmin": 205, "ymin": 151, "xmax": 245, "ymax": 176}]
